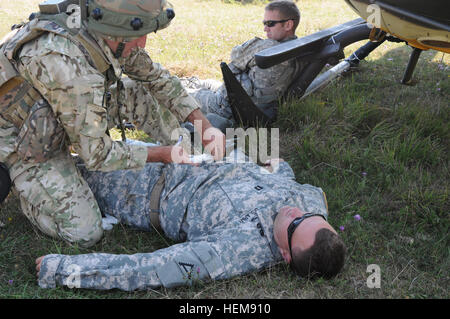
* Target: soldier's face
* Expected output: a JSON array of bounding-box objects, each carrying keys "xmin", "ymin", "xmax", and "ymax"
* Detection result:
[
  {"xmin": 273, "ymin": 206, "xmax": 336, "ymax": 264},
  {"xmin": 263, "ymin": 9, "xmax": 293, "ymax": 41},
  {"xmin": 104, "ymin": 35, "xmax": 147, "ymax": 58}
]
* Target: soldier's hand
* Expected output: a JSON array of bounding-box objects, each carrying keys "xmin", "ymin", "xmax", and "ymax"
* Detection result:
[
  {"xmin": 169, "ymin": 145, "xmax": 196, "ymax": 165},
  {"xmin": 146, "ymin": 146, "xmax": 195, "ymax": 165},
  {"xmin": 203, "ymin": 127, "xmax": 226, "ymax": 161},
  {"xmin": 187, "ymin": 109, "xmax": 226, "ymax": 161},
  {"xmin": 36, "ymin": 256, "xmax": 44, "ymax": 278},
  {"xmin": 262, "ymin": 158, "xmax": 285, "ymax": 173}
]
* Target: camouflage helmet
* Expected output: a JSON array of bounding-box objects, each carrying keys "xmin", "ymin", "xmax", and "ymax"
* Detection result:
[{"xmin": 83, "ymin": 0, "xmax": 175, "ymax": 37}]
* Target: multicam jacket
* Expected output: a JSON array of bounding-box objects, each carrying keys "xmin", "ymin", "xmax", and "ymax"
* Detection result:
[
  {"xmin": 38, "ymin": 160, "xmax": 329, "ymax": 291},
  {"xmin": 0, "ymin": 9, "xmax": 199, "ymax": 178}
]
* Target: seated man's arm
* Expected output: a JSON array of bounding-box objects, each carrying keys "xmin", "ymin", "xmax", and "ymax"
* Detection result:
[
  {"xmin": 120, "ymin": 48, "xmax": 200, "ymax": 123},
  {"xmin": 121, "ymin": 49, "xmax": 226, "ymax": 160},
  {"xmin": 229, "ymin": 37, "xmax": 278, "ymax": 72}
]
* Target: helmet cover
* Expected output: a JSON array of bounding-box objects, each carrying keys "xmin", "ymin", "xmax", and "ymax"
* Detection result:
[{"xmin": 85, "ymin": 0, "xmax": 175, "ymax": 37}]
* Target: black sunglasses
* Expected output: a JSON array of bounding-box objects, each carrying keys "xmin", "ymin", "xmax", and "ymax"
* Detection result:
[
  {"xmin": 287, "ymin": 213, "xmax": 326, "ymax": 259},
  {"xmin": 262, "ymin": 19, "xmax": 292, "ymax": 27}
]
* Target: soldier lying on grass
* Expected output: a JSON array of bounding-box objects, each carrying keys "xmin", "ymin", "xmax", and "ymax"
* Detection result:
[{"xmin": 35, "ymin": 156, "xmax": 346, "ymax": 291}]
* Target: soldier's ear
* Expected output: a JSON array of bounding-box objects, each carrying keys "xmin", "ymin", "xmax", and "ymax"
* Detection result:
[
  {"xmin": 285, "ymin": 19, "xmax": 294, "ymax": 32},
  {"xmin": 279, "ymin": 246, "xmax": 292, "ymax": 264}
]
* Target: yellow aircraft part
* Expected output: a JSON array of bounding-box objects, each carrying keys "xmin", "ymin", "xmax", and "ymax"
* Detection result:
[{"xmin": 347, "ymin": 0, "xmax": 450, "ymax": 53}]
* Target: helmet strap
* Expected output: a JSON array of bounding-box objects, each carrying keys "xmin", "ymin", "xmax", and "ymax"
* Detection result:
[
  {"xmin": 114, "ymin": 41, "xmax": 126, "ymax": 58},
  {"xmin": 115, "ymin": 79, "xmax": 127, "ymax": 142},
  {"xmin": 80, "ymin": 0, "xmax": 88, "ymax": 21}
]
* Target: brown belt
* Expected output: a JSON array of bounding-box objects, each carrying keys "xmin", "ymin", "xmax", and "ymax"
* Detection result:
[{"xmin": 149, "ymin": 172, "xmax": 165, "ymax": 231}]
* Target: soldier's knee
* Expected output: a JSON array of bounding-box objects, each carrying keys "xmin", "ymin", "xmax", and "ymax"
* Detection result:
[
  {"xmin": 81, "ymin": 227, "xmax": 104, "ymax": 247},
  {"xmin": 61, "ymin": 223, "xmax": 104, "ymax": 248}
]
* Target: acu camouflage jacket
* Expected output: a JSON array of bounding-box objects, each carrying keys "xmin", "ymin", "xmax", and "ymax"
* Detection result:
[{"xmin": 38, "ymin": 160, "xmax": 329, "ymax": 291}]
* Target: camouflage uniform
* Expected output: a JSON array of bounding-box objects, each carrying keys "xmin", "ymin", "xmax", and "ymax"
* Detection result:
[
  {"xmin": 0, "ymin": 6, "xmax": 200, "ymax": 247},
  {"xmin": 38, "ymin": 160, "xmax": 329, "ymax": 291},
  {"xmin": 181, "ymin": 36, "xmax": 304, "ymax": 130}
]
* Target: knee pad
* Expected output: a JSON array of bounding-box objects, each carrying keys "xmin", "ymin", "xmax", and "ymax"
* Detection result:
[{"xmin": 61, "ymin": 222, "xmax": 104, "ymax": 248}]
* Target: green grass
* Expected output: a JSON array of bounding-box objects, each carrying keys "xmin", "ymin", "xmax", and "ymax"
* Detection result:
[{"xmin": 1, "ymin": 0, "xmax": 449, "ymax": 298}]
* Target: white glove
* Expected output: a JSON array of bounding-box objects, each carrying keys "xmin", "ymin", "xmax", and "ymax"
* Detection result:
[{"xmin": 102, "ymin": 214, "xmax": 119, "ymax": 231}]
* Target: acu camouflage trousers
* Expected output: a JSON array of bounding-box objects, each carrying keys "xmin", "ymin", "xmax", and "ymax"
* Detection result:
[{"xmin": 10, "ymin": 77, "xmax": 184, "ymax": 247}]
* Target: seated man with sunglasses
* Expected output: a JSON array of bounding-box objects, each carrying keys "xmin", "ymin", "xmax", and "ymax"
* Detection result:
[
  {"xmin": 181, "ymin": 0, "xmax": 306, "ymax": 131},
  {"xmin": 35, "ymin": 154, "xmax": 346, "ymax": 291}
]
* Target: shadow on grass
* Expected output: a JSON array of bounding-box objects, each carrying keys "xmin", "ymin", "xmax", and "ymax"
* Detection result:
[{"xmin": 274, "ymin": 44, "xmax": 448, "ymax": 298}]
